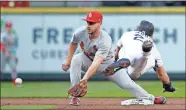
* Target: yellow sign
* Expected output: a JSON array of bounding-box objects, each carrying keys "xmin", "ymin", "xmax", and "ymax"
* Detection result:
[{"xmin": 1, "ymin": 7, "xmax": 185, "ymax": 14}]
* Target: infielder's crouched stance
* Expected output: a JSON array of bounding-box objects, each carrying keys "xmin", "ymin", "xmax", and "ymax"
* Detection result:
[{"xmin": 62, "ymin": 11, "xmax": 170, "ymax": 106}]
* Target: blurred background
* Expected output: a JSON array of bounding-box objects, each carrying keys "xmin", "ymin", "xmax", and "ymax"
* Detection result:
[{"xmin": 1, "ymin": 1, "xmax": 185, "ymax": 81}]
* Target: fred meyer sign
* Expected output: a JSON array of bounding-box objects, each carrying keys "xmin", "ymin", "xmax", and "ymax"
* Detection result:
[{"xmin": 1, "ymin": 14, "xmax": 185, "ymax": 73}]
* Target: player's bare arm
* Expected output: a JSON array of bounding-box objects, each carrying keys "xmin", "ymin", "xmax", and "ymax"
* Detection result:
[
  {"xmin": 156, "ymin": 66, "xmax": 170, "ymax": 84},
  {"xmin": 62, "ymin": 42, "xmax": 78, "ymax": 71},
  {"xmin": 82, "ymin": 56, "xmax": 104, "ymax": 80},
  {"xmin": 115, "ymin": 46, "xmax": 121, "ymax": 61},
  {"xmin": 155, "ymin": 66, "xmax": 176, "ymax": 92}
]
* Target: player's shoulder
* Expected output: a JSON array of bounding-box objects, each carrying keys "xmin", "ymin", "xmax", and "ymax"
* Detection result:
[
  {"xmin": 123, "ymin": 31, "xmax": 136, "ymax": 36},
  {"xmin": 120, "ymin": 31, "xmax": 135, "ymax": 40},
  {"xmin": 73, "ymin": 26, "xmax": 86, "ymax": 36},
  {"xmin": 100, "ymin": 29, "xmax": 112, "ymax": 41},
  {"xmin": 101, "ymin": 29, "xmax": 111, "ymax": 38}
]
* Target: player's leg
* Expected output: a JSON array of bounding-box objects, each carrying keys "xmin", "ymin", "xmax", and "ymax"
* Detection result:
[
  {"xmin": 106, "ymin": 69, "xmax": 166, "ymax": 104},
  {"xmin": 128, "ymin": 40, "xmax": 153, "ymax": 79},
  {"xmin": 0, "ymin": 53, "xmax": 6, "ymax": 80},
  {"xmin": 128, "ymin": 55, "xmax": 149, "ymax": 79},
  {"xmin": 104, "ymin": 56, "xmax": 153, "ymax": 99},
  {"xmin": 70, "ymin": 53, "xmax": 92, "ymax": 87},
  {"xmin": 69, "ymin": 53, "xmax": 92, "ymax": 106},
  {"xmin": 9, "ymin": 55, "xmax": 18, "ymax": 85},
  {"xmin": 106, "ymin": 69, "xmax": 155, "ymax": 100}
]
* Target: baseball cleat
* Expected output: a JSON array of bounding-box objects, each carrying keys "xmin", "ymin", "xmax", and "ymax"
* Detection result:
[
  {"xmin": 108, "ymin": 58, "xmax": 130, "ymax": 69},
  {"xmin": 104, "ymin": 58, "xmax": 130, "ymax": 76},
  {"xmin": 154, "ymin": 96, "xmax": 166, "ymax": 104},
  {"xmin": 142, "ymin": 40, "xmax": 153, "ymax": 52},
  {"xmin": 69, "ymin": 97, "xmax": 80, "ymax": 106}
]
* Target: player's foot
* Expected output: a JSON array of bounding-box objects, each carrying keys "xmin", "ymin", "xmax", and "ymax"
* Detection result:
[
  {"xmin": 154, "ymin": 96, "xmax": 166, "ymax": 104},
  {"xmin": 104, "ymin": 58, "xmax": 130, "ymax": 76},
  {"xmin": 108, "ymin": 58, "xmax": 130, "ymax": 69},
  {"xmin": 142, "ymin": 40, "xmax": 153, "ymax": 52},
  {"xmin": 69, "ymin": 97, "xmax": 80, "ymax": 106}
]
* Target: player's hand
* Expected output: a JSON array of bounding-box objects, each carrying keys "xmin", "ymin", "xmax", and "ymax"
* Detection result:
[
  {"xmin": 68, "ymin": 79, "xmax": 88, "ymax": 97},
  {"xmin": 62, "ymin": 63, "xmax": 70, "ymax": 72},
  {"xmin": 163, "ymin": 82, "xmax": 176, "ymax": 93}
]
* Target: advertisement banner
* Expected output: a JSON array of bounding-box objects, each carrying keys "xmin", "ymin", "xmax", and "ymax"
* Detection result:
[{"xmin": 1, "ymin": 14, "xmax": 185, "ymax": 73}]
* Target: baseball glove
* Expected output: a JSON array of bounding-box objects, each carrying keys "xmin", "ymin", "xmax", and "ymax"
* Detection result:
[{"xmin": 68, "ymin": 79, "xmax": 88, "ymax": 97}]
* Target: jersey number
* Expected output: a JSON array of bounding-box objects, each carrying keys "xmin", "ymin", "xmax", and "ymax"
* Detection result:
[{"xmin": 134, "ymin": 33, "xmax": 144, "ymax": 42}]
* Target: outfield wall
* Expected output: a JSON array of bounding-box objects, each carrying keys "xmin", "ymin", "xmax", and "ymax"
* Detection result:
[{"xmin": 1, "ymin": 7, "xmax": 185, "ymax": 81}]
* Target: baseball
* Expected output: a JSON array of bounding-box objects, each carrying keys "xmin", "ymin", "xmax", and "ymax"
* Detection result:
[{"xmin": 15, "ymin": 78, "xmax": 23, "ymax": 85}]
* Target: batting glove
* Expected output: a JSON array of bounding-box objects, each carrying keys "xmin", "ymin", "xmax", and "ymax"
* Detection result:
[{"xmin": 163, "ymin": 82, "xmax": 176, "ymax": 93}]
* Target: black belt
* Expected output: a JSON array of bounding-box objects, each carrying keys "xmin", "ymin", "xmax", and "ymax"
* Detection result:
[{"xmin": 84, "ymin": 52, "xmax": 93, "ymax": 61}]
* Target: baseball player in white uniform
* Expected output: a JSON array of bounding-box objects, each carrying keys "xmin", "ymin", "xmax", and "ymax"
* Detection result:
[
  {"xmin": 62, "ymin": 11, "xmax": 169, "ymax": 106},
  {"xmin": 0, "ymin": 22, "xmax": 19, "ymax": 86},
  {"xmin": 112, "ymin": 20, "xmax": 176, "ymax": 104}
]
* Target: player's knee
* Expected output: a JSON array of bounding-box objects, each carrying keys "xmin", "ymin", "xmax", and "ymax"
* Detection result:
[
  {"xmin": 71, "ymin": 55, "xmax": 82, "ymax": 67},
  {"xmin": 129, "ymin": 73, "xmax": 142, "ymax": 80},
  {"xmin": 130, "ymin": 75, "xmax": 139, "ymax": 80}
]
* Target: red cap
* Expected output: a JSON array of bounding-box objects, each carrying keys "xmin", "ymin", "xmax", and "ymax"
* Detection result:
[
  {"xmin": 5, "ymin": 22, "xmax": 12, "ymax": 28},
  {"xmin": 83, "ymin": 11, "xmax": 103, "ymax": 23}
]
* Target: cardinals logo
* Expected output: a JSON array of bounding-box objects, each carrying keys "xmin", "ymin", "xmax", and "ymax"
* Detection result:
[
  {"xmin": 80, "ymin": 41, "xmax": 85, "ymax": 51},
  {"xmin": 80, "ymin": 42, "xmax": 98, "ymax": 57},
  {"xmin": 80, "ymin": 41, "xmax": 89, "ymax": 55}
]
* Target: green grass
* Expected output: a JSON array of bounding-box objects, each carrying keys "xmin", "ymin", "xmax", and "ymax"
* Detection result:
[
  {"xmin": 0, "ymin": 105, "xmax": 56, "ymax": 110},
  {"xmin": 1, "ymin": 81, "xmax": 185, "ymax": 98}
]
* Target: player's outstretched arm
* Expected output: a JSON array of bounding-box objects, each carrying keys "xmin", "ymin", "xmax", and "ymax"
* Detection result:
[
  {"xmin": 153, "ymin": 44, "xmax": 176, "ymax": 92},
  {"xmin": 156, "ymin": 66, "xmax": 170, "ymax": 84},
  {"xmin": 62, "ymin": 42, "xmax": 78, "ymax": 71},
  {"xmin": 155, "ymin": 66, "xmax": 176, "ymax": 92}
]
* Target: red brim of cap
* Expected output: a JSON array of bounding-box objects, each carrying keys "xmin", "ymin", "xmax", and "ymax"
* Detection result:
[{"xmin": 83, "ymin": 18, "xmax": 97, "ymax": 23}]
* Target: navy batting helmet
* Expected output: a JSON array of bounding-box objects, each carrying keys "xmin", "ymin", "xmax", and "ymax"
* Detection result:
[{"xmin": 136, "ymin": 20, "xmax": 154, "ymax": 37}]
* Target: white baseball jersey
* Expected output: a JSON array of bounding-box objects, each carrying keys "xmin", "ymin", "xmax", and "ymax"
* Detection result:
[
  {"xmin": 71, "ymin": 26, "xmax": 114, "ymax": 63},
  {"xmin": 117, "ymin": 31, "xmax": 163, "ymax": 77}
]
